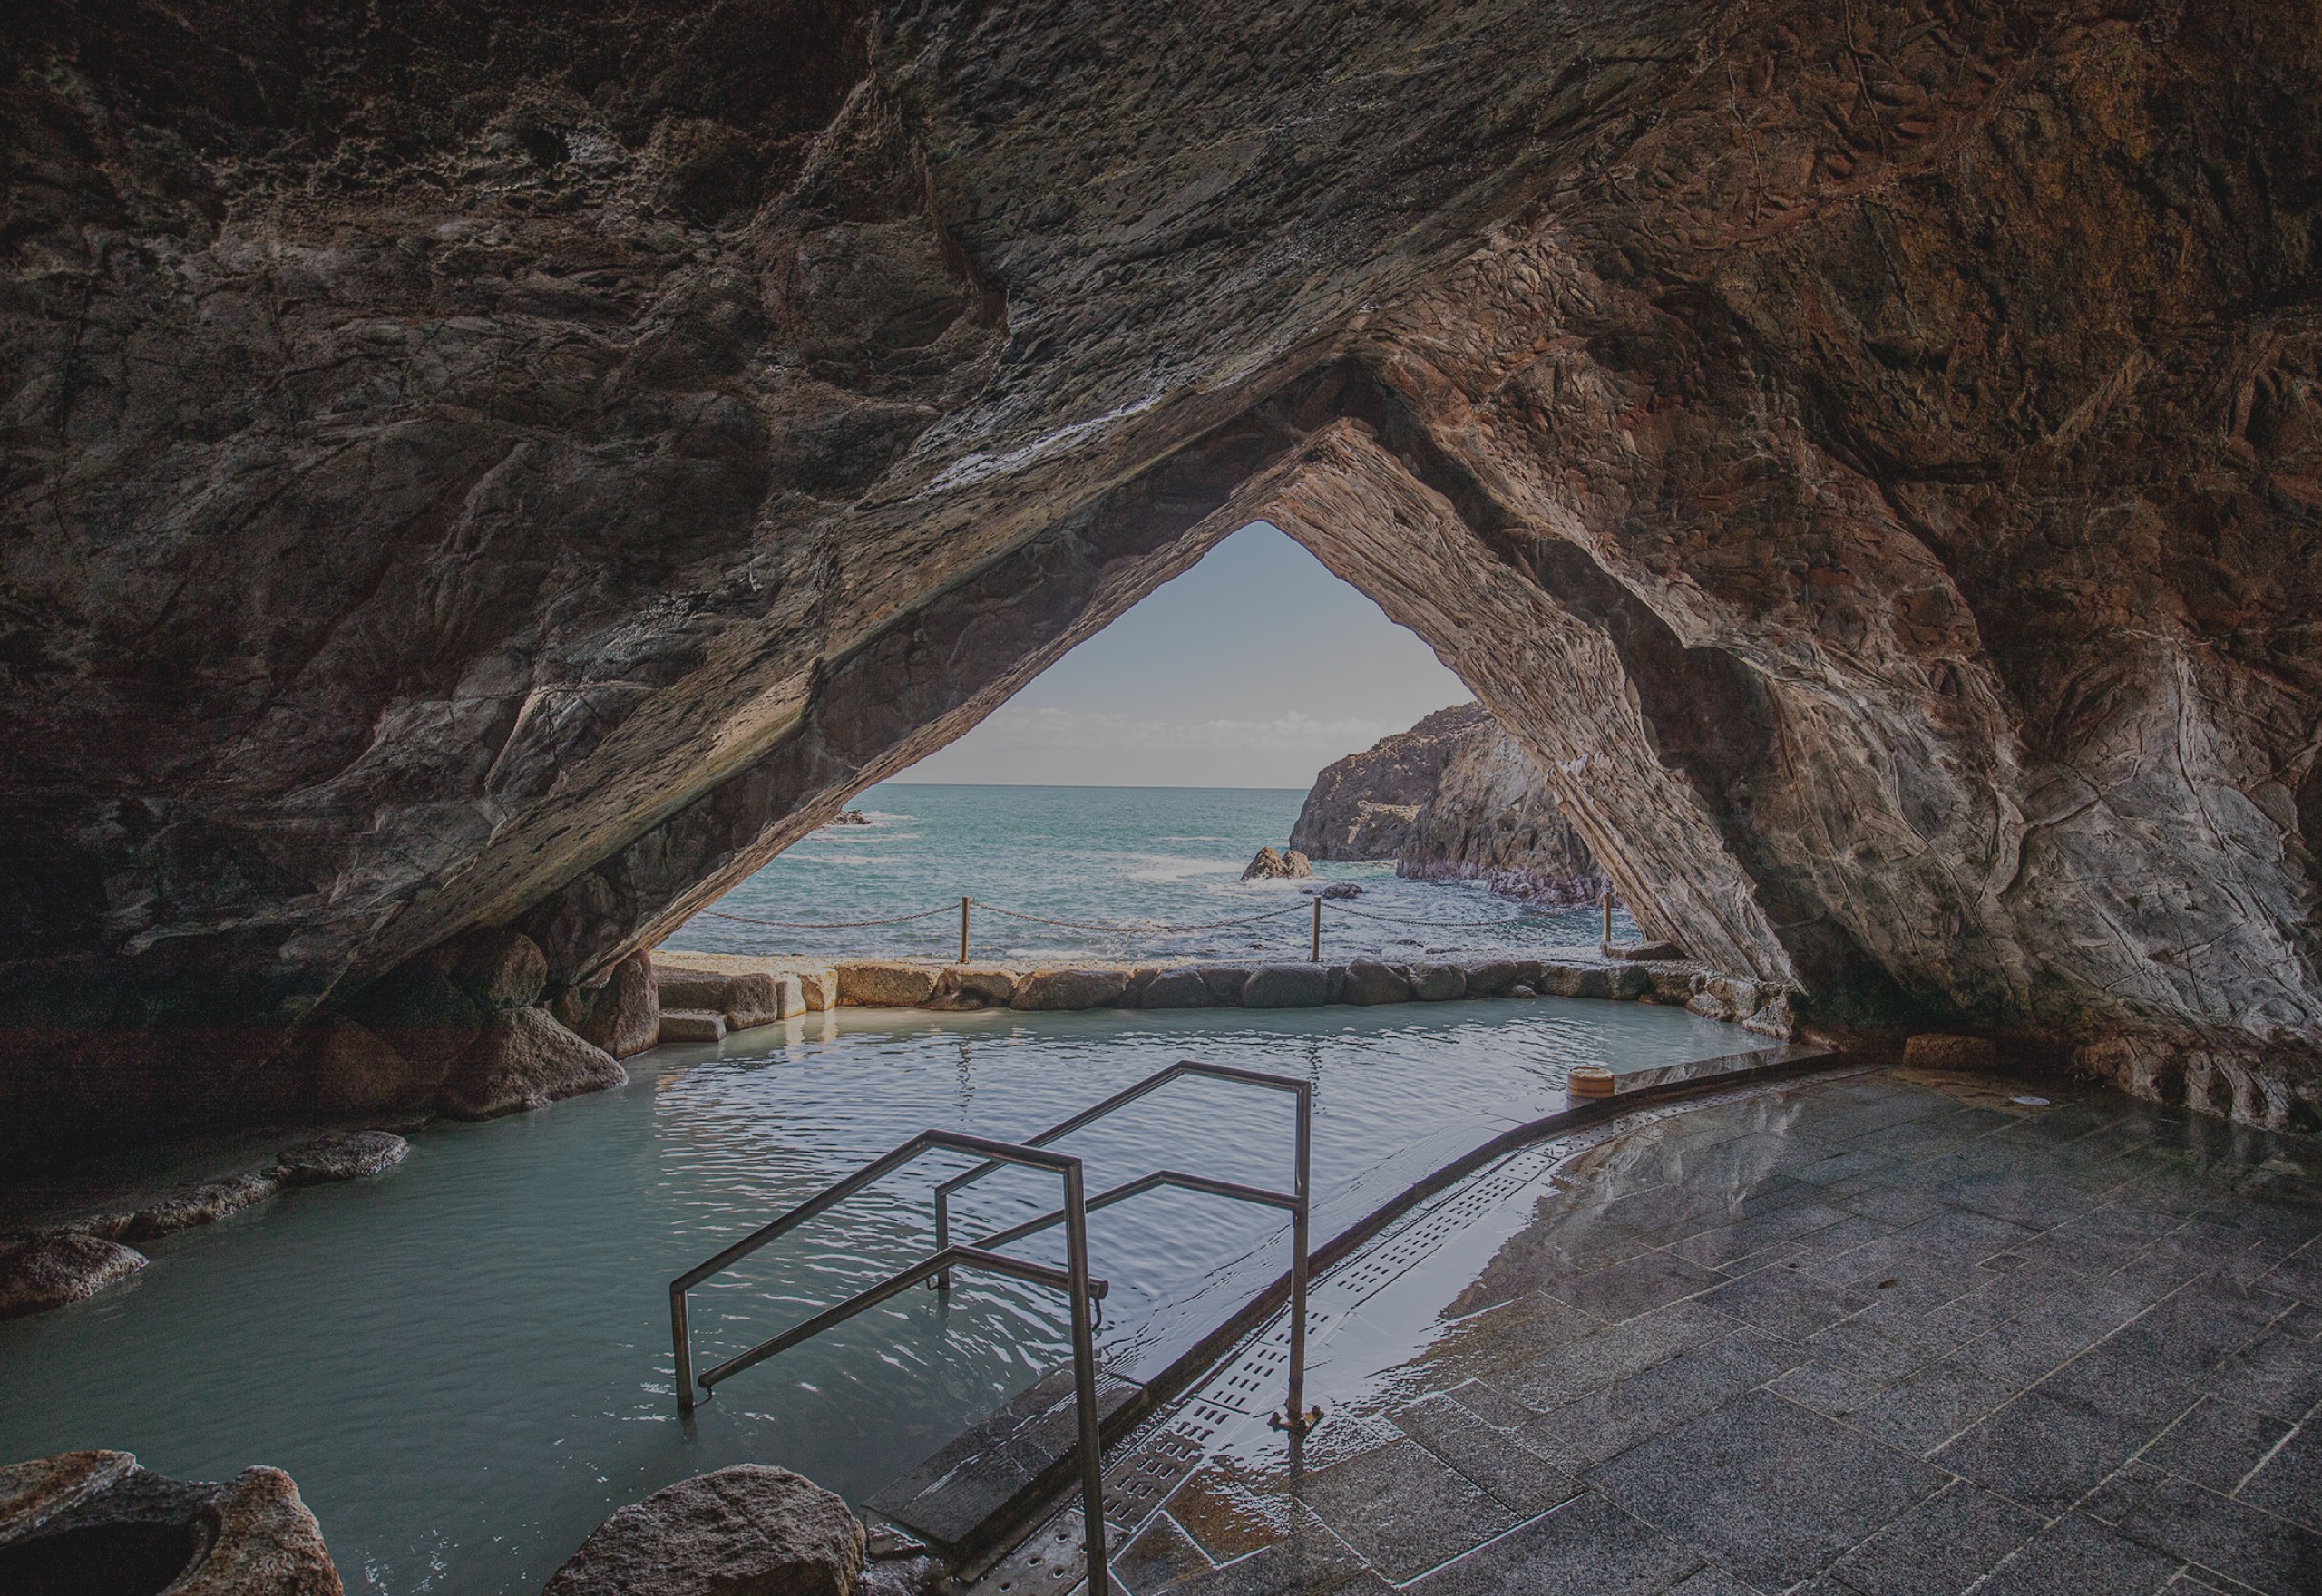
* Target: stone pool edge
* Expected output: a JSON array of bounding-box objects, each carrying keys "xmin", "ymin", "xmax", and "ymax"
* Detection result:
[{"xmin": 858, "ymin": 1038, "xmax": 1849, "ymax": 1569}]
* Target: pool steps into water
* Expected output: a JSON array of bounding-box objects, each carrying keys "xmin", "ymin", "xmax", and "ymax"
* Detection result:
[
  {"xmin": 861, "ymin": 1039, "xmax": 1838, "ymax": 1575},
  {"xmin": 676, "ymin": 1063, "xmax": 1326, "ymax": 1596}
]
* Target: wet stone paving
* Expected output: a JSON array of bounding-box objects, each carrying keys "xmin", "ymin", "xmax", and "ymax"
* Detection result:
[{"xmin": 961, "ymin": 1065, "xmax": 2322, "ymax": 1596}]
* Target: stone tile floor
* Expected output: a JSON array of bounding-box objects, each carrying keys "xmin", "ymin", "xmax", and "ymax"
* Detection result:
[{"xmin": 961, "ymin": 1065, "xmax": 2322, "ymax": 1596}]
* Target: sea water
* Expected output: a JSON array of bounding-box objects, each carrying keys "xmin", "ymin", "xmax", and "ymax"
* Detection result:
[
  {"xmin": 661, "ymin": 783, "xmax": 1635, "ymax": 964},
  {"xmin": 0, "ymin": 999, "xmax": 1757, "ymax": 1596}
]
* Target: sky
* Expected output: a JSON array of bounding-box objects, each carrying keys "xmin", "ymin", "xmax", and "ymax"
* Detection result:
[{"xmin": 896, "ymin": 522, "xmax": 1472, "ymax": 788}]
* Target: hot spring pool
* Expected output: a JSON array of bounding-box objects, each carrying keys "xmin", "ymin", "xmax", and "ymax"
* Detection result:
[{"xmin": 0, "ymin": 998, "xmax": 1771, "ymax": 1594}]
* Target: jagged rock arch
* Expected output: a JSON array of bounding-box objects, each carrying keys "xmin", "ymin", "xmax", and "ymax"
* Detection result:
[{"xmin": 3, "ymin": 0, "xmax": 2317, "ymax": 1138}]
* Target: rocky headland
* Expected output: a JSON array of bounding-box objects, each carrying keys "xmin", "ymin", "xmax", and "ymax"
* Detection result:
[
  {"xmin": 2, "ymin": 1, "xmax": 2317, "ymax": 1143},
  {"xmin": 1293, "ymin": 704, "xmax": 1612, "ymax": 905}
]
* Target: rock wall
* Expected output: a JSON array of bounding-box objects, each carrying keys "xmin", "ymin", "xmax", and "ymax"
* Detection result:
[
  {"xmin": 1293, "ymin": 704, "xmax": 1608, "ymax": 904},
  {"xmin": 2, "ymin": 0, "xmax": 2318, "ymax": 1143}
]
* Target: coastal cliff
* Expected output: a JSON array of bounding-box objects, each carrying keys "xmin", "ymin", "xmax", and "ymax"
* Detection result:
[{"xmin": 1293, "ymin": 706, "xmax": 1609, "ymax": 905}]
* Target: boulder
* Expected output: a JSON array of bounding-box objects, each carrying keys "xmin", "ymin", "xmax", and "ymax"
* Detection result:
[
  {"xmin": 450, "ymin": 928, "xmax": 549, "ymax": 1010},
  {"xmin": 1010, "ymin": 968, "xmax": 1128, "ymax": 1011},
  {"xmin": 1903, "ymin": 1034, "xmax": 2000, "ymax": 1070},
  {"xmin": 347, "ymin": 964, "xmax": 483, "ymax": 1086},
  {"xmin": 1117, "ymin": 966, "xmax": 1166, "ymax": 1007},
  {"xmin": 722, "ymin": 972, "xmax": 788, "ymax": 1030},
  {"xmin": 1606, "ymin": 966, "xmax": 1655, "ymax": 1000},
  {"xmin": 1537, "ymin": 965, "xmax": 1611, "ymax": 999},
  {"xmin": 311, "ymin": 1018, "xmax": 425, "ymax": 1114},
  {"xmin": 437, "ymin": 1007, "xmax": 626, "ymax": 1120},
  {"xmin": 1306, "ymin": 881, "xmax": 1363, "ymax": 900},
  {"xmin": 1641, "ymin": 963, "xmax": 1700, "ymax": 1005},
  {"xmin": 657, "ymin": 971, "xmax": 737, "ymax": 1010},
  {"xmin": 543, "ymin": 1465, "xmax": 863, "ymax": 1596},
  {"xmin": 836, "ymin": 963, "xmax": 943, "ymax": 1007},
  {"xmin": 1408, "ymin": 963, "xmax": 1467, "ymax": 1002},
  {"xmin": 555, "ymin": 950, "xmax": 660, "ymax": 1058},
  {"xmin": 794, "ymin": 968, "xmax": 840, "ymax": 1013},
  {"xmin": 659, "ymin": 1009, "xmax": 727, "ymax": 1045},
  {"xmin": 1462, "ymin": 960, "xmax": 1527, "ymax": 998},
  {"xmin": 1323, "ymin": 963, "xmax": 1349, "ymax": 1004},
  {"xmin": 1240, "ymin": 846, "xmax": 1312, "ymax": 881},
  {"xmin": 125, "ymin": 1172, "xmax": 279, "ymax": 1241},
  {"xmin": 271, "ymin": 1131, "xmax": 410, "ymax": 1186},
  {"xmin": 1509, "ymin": 984, "xmax": 1537, "ymax": 998},
  {"xmin": 950, "ymin": 968, "xmax": 1019, "ymax": 1006},
  {"xmin": 1611, "ymin": 941, "xmax": 1686, "ymax": 962},
  {"xmin": 0, "ymin": 1455, "xmax": 341, "ymax": 1596},
  {"xmin": 1139, "ymin": 969, "xmax": 1215, "ymax": 1008},
  {"xmin": 1195, "ymin": 966, "xmax": 1250, "ymax": 1005},
  {"xmin": 1242, "ymin": 965, "xmax": 1330, "ymax": 1007},
  {"xmin": 0, "ymin": 1233, "xmax": 148, "ymax": 1318},
  {"xmin": 1342, "ymin": 961, "xmax": 1411, "ymax": 1006}
]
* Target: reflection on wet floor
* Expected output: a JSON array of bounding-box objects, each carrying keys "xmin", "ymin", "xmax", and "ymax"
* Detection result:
[{"xmin": 965, "ymin": 1065, "xmax": 2322, "ymax": 1596}]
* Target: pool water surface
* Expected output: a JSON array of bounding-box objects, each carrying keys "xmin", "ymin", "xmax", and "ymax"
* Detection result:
[{"xmin": 0, "ymin": 998, "xmax": 1770, "ymax": 1595}]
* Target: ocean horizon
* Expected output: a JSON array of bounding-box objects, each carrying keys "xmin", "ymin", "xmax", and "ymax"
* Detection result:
[{"xmin": 662, "ymin": 781, "xmax": 1634, "ymax": 966}]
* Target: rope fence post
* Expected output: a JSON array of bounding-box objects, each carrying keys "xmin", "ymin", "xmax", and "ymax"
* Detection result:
[
  {"xmin": 959, "ymin": 896, "xmax": 971, "ymax": 964},
  {"xmin": 1310, "ymin": 896, "xmax": 1322, "ymax": 962}
]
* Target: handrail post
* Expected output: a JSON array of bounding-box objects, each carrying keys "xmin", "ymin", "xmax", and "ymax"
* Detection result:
[
  {"xmin": 671, "ymin": 1284, "xmax": 696, "ymax": 1416},
  {"xmin": 1310, "ymin": 897, "xmax": 1322, "ymax": 962},
  {"xmin": 1062, "ymin": 1162, "xmax": 1111, "ymax": 1596},
  {"xmin": 960, "ymin": 896, "xmax": 971, "ymax": 964},
  {"xmin": 933, "ymin": 1188, "xmax": 952, "ymax": 1292},
  {"xmin": 1282, "ymin": 1078, "xmax": 1316, "ymax": 1435}
]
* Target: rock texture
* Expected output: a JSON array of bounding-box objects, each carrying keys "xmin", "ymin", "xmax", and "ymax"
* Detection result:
[
  {"xmin": 271, "ymin": 1130, "xmax": 410, "ymax": 1185},
  {"xmin": 1, "ymin": 2, "xmax": 2318, "ymax": 1137},
  {"xmin": 436, "ymin": 1007, "xmax": 625, "ymax": 1120},
  {"xmin": 0, "ymin": 1452, "xmax": 342, "ymax": 1596},
  {"xmin": 1295, "ymin": 702, "xmax": 1611, "ymax": 904},
  {"xmin": 542, "ymin": 1465, "xmax": 863, "ymax": 1596},
  {"xmin": 0, "ymin": 1231, "xmax": 147, "ymax": 1317},
  {"xmin": 1241, "ymin": 846, "xmax": 1312, "ymax": 881}
]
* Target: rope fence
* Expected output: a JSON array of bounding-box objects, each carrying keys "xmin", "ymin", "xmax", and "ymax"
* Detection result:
[{"xmin": 694, "ymin": 890, "xmax": 1605, "ymax": 962}]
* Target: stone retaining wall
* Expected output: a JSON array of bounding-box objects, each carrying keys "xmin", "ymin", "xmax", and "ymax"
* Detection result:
[{"xmin": 650, "ymin": 950, "xmax": 1799, "ymax": 1042}]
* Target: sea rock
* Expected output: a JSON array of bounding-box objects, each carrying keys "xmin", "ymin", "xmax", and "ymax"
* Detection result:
[
  {"xmin": 542, "ymin": 1465, "xmax": 863, "ymax": 1596},
  {"xmin": 1010, "ymin": 969, "xmax": 1127, "ymax": 1011},
  {"xmin": 1293, "ymin": 705, "xmax": 1479, "ymax": 860},
  {"xmin": 1343, "ymin": 961, "xmax": 1411, "ymax": 1006},
  {"xmin": 1241, "ymin": 965, "xmax": 1330, "ymax": 1008},
  {"xmin": 1509, "ymin": 984, "xmax": 1537, "ymax": 998},
  {"xmin": 271, "ymin": 1132, "xmax": 409, "ymax": 1186},
  {"xmin": 1903, "ymin": 1035, "xmax": 2001, "ymax": 1071},
  {"xmin": 451, "ymin": 929, "xmax": 549, "ymax": 1011},
  {"xmin": 1241, "ymin": 847, "xmax": 1312, "ymax": 881},
  {"xmin": 437, "ymin": 1008, "xmax": 626, "ymax": 1120},
  {"xmin": 1140, "ymin": 969, "xmax": 1215, "ymax": 1008},
  {"xmin": 1613, "ymin": 942, "xmax": 1687, "ymax": 963},
  {"xmin": 1306, "ymin": 881, "xmax": 1363, "ymax": 900},
  {"xmin": 311, "ymin": 1018, "xmax": 425, "ymax": 1114},
  {"xmin": 830, "ymin": 810, "xmax": 872, "ymax": 826},
  {"xmin": 1117, "ymin": 966, "xmax": 1167, "ymax": 1007},
  {"xmin": 1641, "ymin": 964, "xmax": 1702, "ymax": 1006},
  {"xmin": 556, "ymin": 951, "xmax": 659, "ymax": 1059},
  {"xmin": 125, "ymin": 1173, "xmax": 279, "ymax": 1241},
  {"xmin": 794, "ymin": 968, "xmax": 840, "ymax": 1014},
  {"xmin": 1408, "ymin": 964, "xmax": 1467, "ymax": 1002},
  {"xmin": 658, "ymin": 1009, "xmax": 727, "ymax": 1045},
  {"xmin": 0, "ymin": 1233, "xmax": 148, "ymax": 1318},
  {"xmin": 837, "ymin": 963, "xmax": 943, "ymax": 1007}
]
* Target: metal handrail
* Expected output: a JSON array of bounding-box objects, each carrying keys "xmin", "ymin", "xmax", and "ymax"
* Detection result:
[
  {"xmin": 934, "ymin": 1061, "xmax": 1319, "ymax": 1433},
  {"xmin": 668, "ymin": 1127, "xmax": 1117, "ymax": 1594}
]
